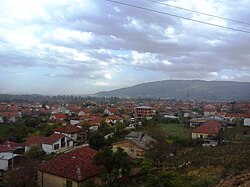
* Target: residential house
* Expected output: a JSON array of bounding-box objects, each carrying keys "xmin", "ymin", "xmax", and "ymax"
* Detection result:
[
  {"xmin": 103, "ymin": 108, "xmax": 114, "ymax": 116},
  {"xmin": 191, "ymin": 120, "xmax": 222, "ymax": 140},
  {"xmin": 50, "ymin": 113, "xmax": 67, "ymax": 121},
  {"xmin": 113, "ymin": 131, "xmax": 156, "ymax": 159},
  {"xmin": 112, "ymin": 139, "xmax": 153, "ymax": 159},
  {"xmin": 203, "ymin": 105, "xmax": 217, "ymax": 117},
  {"xmin": 0, "ymin": 141, "xmax": 24, "ymax": 154},
  {"xmin": 25, "ymin": 134, "xmax": 73, "ymax": 154},
  {"xmin": 54, "ymin": 125, "xmax": 84, "ymax": 142},
  {"xmin": 41, "ymin": 134, "xmax": 71, "ymax": 154},
  {"xmin": 52, "ymin": 107, "xmax": 70, "ymax": 115},
  {"xmin": 125, "ymin": 131, "xmax": 156, "ymax": 143},
  {"xmin": 0, "ymin": 141, "xmax": 24, "ymax": 171},
  {"xmin": 37, "ymin": 146, "xmax": 101, "ymax": 187},
  {"xmin": 25, "ymin": 135, "xmax": 45, "ymax": 152},
  {"xmin": 1, "ymin": 112, "xmax": 20, "ymax": 123},
  {"xmin": 105, "ymin": 115, "xmax": 123, "ymax": 125},
  {"xmin": 0, "ymin": 152, "xmax": 23, "ymax": 171},
  {"xmin": 189, "ymin": 117, "xmax": 208, "ymax": 127},
  {"xmin": 225, "ymin": 113, "xmax": 244, "ymax": 125},
  {"xmin": 70, "ymin": 116, "xmax": 84, "ymax": 126},
  {"xmin": 78, "ymin": 109, "xmax": 92, "ymax": 116}
]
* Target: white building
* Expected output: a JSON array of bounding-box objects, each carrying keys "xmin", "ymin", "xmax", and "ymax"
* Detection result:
[
  {"xmin": 244, "ymin": 114, "xmax": 250, "ymax": 126},
  {"xmin": 0, "ymin": 153, "xmax": 22, "ymax": 170}
]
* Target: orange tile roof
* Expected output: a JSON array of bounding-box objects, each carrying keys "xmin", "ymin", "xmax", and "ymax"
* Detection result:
[{"xmin": 54, "ymin": 113, "xmax": 67, "ymax": 119}]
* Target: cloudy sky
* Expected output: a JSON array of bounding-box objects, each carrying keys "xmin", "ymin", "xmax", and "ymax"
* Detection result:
[{"xmin": 0, "ymin": 0, "xmax": 250, "ymax": 95}]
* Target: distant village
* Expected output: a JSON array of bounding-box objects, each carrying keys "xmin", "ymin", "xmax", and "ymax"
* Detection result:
[{"xmin": 0, "ymin": 95, "xmax": 250, "ymax": 186}]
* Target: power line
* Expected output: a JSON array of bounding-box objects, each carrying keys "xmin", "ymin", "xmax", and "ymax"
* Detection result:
[
  {"xmin": 105, "ymin": 0, "xmax": 250, "ymax": 34},
  {"xmin": 145, "ymin": 0, "xmax": 250, "ymax": 26}
]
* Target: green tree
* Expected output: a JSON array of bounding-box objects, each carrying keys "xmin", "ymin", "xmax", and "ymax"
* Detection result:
[
  {"xmin": 89, "ymin": 131, "xmax": 105, "ymax": 149},
  {"xmin": 94, "ymin": 147, "xmax": 132, "ymax": 187},
  {"xmin": 25, "ymin": 145, "xmax": 44, "ymax": 159}
]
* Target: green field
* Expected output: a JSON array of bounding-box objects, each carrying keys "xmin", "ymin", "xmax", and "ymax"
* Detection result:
[
  {"xmin": 157, "ymin": 123, "xmax": 192, "ymax": 141},
  {"xmin": 224, "ymin": 126, "xmax": 250, "ymax": 142}
]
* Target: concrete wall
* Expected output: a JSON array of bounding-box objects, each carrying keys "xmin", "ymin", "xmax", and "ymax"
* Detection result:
[
  {"xmin": 37, "ymin": 171, "xmax": 101, "ymax": 187},
  {"xmin": 42, "ymin": 144, "xmax": 53, "ymax": 154},
  {"xmin": 244, "ymin": 118, "xmax": 250, "ymax": 126},
  {"xmin": 191, "ymin": 133, "xmax": 216, "ymax": 139},
  {"xmin": 37, "ymin": 171, "xmax": 78, "ymax": 187},
  {"xmin": 0, "ymin": 159, "xmax": 8, "ymax": 170}
]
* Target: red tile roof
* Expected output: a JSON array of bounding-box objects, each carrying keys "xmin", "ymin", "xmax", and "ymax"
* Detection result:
[
  {"xmin": 37, "ymin": 146, "xmax": 101, "ymax": 182},
  {"xmin": 0, "ymin": 145, "xmax": 11, "ymax": 152},
  {"xmin": 54, "ymin": 125, "xmax": 82, "ymax": 134},
  {"xmin": 106, "ymin": 115, "xmax": 122, "ymax": 120},
  {"xmin": 4, "ymin": 141, "xmax": 24, "ymax": 148},
  {"xmin": 26, "ymin": 134, "xmax": 65, "ymax": 146},
  {"xmin": 244, "ymin": 113, "xmax": 250, "ymax": 118},
  {"xmin": 0, "ymin": 141, "xmax": 24, "ymax": 152},
  {"xmin": 25, "ymin": 135, "xmax": 45, "ymax": 147},
  {"xmin": 192, "ymin": 120, "xmax": 221, "ymax": 134},
  {"xmin": 42, "ymin": 134, "xmax": 65, "ymax": 145},
  {"xmin": 225, "ymin": 113, "xmax": 245, "ymax": 118}
]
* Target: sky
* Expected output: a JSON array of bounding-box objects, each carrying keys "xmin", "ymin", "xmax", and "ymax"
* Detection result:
[{"xmin": 0, "ymin": 0, "xmax": 250, "ymax": 95}]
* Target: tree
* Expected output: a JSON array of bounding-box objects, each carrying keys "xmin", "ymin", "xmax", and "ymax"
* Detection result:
[
  {"xmin": 25, "ymin": 145, "xmax": 45, "ymax": 159},
  {"xmin": 89, "ymin": 131, "xmax": 105, "ymax": 149},
  {"xmin": 94, "ymin": 147, "xmax": 132, "ymax": 186}
]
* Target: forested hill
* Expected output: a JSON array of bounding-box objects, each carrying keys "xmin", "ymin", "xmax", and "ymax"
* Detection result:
[{"xmin": 95, "ymin": 80, "xmax": 250, "ymax": 101}]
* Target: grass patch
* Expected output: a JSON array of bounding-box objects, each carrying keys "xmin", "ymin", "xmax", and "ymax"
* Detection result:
[
  {"xmin": 224, "ymin": 126, "xmax": 250, "ymax": 142},
  {"xmin": 158, "ymin": 123, "xmax": 192, "ymax": 141}
]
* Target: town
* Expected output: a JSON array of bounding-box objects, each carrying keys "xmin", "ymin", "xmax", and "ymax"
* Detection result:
[{"xmin": 0, "ymin": 95, "xmax": 249, "ymax": 186}]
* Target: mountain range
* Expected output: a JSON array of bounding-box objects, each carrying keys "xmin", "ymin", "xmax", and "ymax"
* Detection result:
[{"xmin": 95, "ymin": 80, "xmax": 250, "ymax": 101}]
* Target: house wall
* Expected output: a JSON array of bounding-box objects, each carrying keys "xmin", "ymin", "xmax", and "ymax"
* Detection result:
[
  {"xmin": 37, "ymin": 171, "xmax": 78, "ymax": 187},
  {"xmin": 37, "ymin": 171, "xmax": 101, "ymax": 187},
  {"xmin": 25, "ymin": 146, "xmax": 31, "ymax": 152},
  {"xmin": 113, "ymin": 141, "xmax": 145, "ymax": 158},
  {"xmin": 204, "ymin": 111, "xmax": 215, "ymax": 117},
  {"xmin": 68, "ymin": 133, "xmax": 78, "ymax": 141},
  {"xmin": 42, "ymin": 144, "xmax": 53, "ymax": 154},
  {"xmin": 70, "ymin": 120, "xmax": 80, "ymax": 125},
  {"xmin": 0, "ymin": 159, "xmax": 8, "ymax": 170},
  {"xmin": 244, "ymin": 118, "xmax": 250, "ymax": 126},
  {"xmin": 0, "ymin": 117, "xmax": 3, "ymax": 123},
  {"xmin": 54, "ymin": 131, "xmax": 78, "ymax": 142},
  {"xmin": 191, "ymin": 132, "xmax": 216, "ymax": 139}
]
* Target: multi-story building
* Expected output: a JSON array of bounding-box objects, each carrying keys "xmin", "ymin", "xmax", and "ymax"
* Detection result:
[{"xmin": 134, "ymin": 106, "xmax": 156, "ymax": 121}]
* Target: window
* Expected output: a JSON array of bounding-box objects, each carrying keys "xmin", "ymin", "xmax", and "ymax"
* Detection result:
[
  {"xmin": 61, "ymin": 142, "xmax": 66, "ymax": 148},
  {"xmin": 54, "ymin": 144, "xmax": 59, "ymax": 150},
  {"xmin": 66, "ymin": 180, "xmax": 72, "ymax": 187}
]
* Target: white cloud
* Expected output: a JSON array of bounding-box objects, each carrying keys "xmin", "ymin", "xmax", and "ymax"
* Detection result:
[
  {"xmin": 94, "ymin": 81, "xmax": 111, "ymax": 87},
  {"xmin": 45, "ymin": 28, "xmax": 93, "ymax": 44}
]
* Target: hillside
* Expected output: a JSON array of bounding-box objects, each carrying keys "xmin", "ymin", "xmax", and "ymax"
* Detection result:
[{"xmin": 95, "ymin": 80, "xmax": 250, "ymax": 101}]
